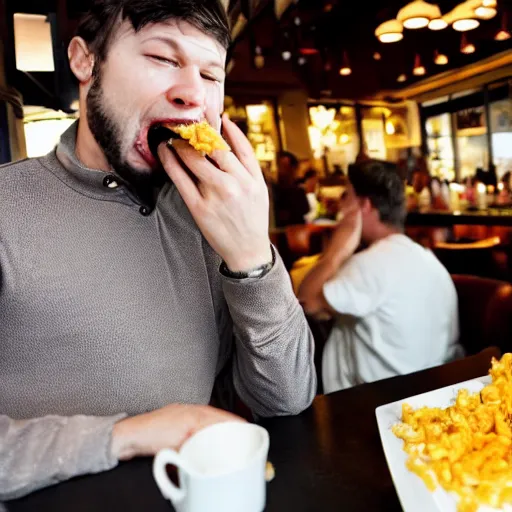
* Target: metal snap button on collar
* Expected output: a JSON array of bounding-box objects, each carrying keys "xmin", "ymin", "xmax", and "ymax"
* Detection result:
[{"xmin": 103, "ymin": 175, "xmax": 119, "ymax": 189}]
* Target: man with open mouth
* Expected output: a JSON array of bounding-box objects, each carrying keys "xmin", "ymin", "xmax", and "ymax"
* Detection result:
[{"xmin": 0, "ymin": 0, "xmax": 316, "ymax": 500}]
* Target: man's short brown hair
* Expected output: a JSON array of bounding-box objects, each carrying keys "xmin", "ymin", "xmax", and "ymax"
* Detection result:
[
  {"xmin": 348, "ymin": 160, "xmax": 406, "ymax": 229},
  {"xmin": 77, "ymin": 0, "xmax": 231, "ymax": 63}
]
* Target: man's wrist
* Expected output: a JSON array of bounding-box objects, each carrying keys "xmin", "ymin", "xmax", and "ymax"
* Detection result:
[
  {"xmin": 111, "ymin": 416, "xmax": 139, "ymax": 461},
  {"xmin": 221, "ymin": 245, "xmax": 274, "ymax": 274}
]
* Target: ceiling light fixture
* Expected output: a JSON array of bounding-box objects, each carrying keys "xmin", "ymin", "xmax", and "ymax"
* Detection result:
[
  {"xmin": 474, "ymin": 4, "xmax": 497, "ymax": 20},
  {"xmin": 373, "ymin": 52, "xmax": 382, "ymax": 60},
  {"xmin": 495, "ymin": 12, "xmax": 511, "ymax": 41},
  {"xmin": 339, "ymin": 51, "xmax": 352, "ymax": 76},
  {"xmin": 397, "ymin": 0, "xmax": 442, "ymax": 29},
  {"xmin": 254, "ymin": 46, "xmax": 264, "ymax": 69},
  {"xmin": 448, "ymin": 1, "xmax": 480, "ymax": 31},
  {"xmin": 385, "ymin": 120, "xmax": 396, "ymax": 135},
  {"xmin": 460, "ymin": 33, "xmax": 476, "ymax": 53},
  {"xmin": 428, "ymin": 17, "xmax": 448, "ymax": 30},
  {"xmin": 298, "ymin": 56, "xmax": 307, "ymax": 65},
  {"xmin": 375, "ymin": 19, "xmax": 404, "ymax": 42},
  {"xmin": 299, "ymin": 47, "xmax": 319, "ymax": 56},
  {"xmin": 397, "ymin": 73, "xmax": 408, "ymax": 82},
  {"xmin": 13, "ymin": 13, "xmax": 55, "ymax": 72},
  {"xmin": 282, "ymin": 50, "xmax": 292, "ymax": 61},
  {"xmin": 434, "ymin": 49, "xmax": 449, "ymax": 65},
  {"xmin": 413, "ymin": 54, "xmax": 426, "ymax": 75}
]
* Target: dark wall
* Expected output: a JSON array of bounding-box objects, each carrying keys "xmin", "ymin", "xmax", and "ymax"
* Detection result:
[{"xmin": 0, "ymin": 102, "xmax": 11, "ymax": 164}]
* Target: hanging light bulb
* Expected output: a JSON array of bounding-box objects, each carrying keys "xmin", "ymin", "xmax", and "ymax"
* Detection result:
[
  {"xmin": 434, "ymin": 49, "xmax": 449, "ymax": 65},
  {"xmin": 495, "ymin": 13, "xmax": 511, "ymax": 41},
  {"xmin": 385, "ymin": 120, "xmax": 396, "ymax": 135},
  {"xmin": 375, "ymin": 19, "xmax": 404, "ymax": 43},
  {"xmin": 254, "ymin": 46, "xmax": 265, "ymax": 68},
  {"xmin": 281, "ymin": 31, "xmax": 292, "ymax": 61},
  {"xmin": 298, "ymin": 56, "xmax": 307, "ymax": 65},
  {"xmin": 413, "ymin": 54, "xmax": 426, "ymax": 76},
  {"xmin": 373, "ymin": 52, "xmax": 382, "ymax": 61},
  {"xmin": 460, "ymin": 33, "xmax": 476, "ymax": 53},
  {"xmin": 339, "ymin": 51, "xmax": 352, "ymax": 76},
  {"xmin": 397, "ymin": 73, "xmax": 408, "ymax": 82}
]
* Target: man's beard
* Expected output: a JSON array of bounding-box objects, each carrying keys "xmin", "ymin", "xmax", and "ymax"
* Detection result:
[{"xmin": 86, "ymin": 70, "xmax": 167, "ymax": 206}]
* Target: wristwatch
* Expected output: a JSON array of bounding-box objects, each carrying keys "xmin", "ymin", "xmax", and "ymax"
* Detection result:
[{"xmin": 220, "ymin": 246, "xmax": 276, "ymax": 279}]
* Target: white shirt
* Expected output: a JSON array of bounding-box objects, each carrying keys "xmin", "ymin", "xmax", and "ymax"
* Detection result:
[
  {"xmin": 304, "ymin": 192, "xmax": 319, "ymax": 223},
  {"xmin": 322, "ymin": 234, "xmax": 460, "ymax": 394}
]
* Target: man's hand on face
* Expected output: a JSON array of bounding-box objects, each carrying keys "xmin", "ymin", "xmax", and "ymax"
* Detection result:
[
  {"xmin": 111, "ymin": 404, "xmax": 245, "ymax": 460},
  {"xmin": 158, "ymin": 114, "xmax": 272, "ymax": 273},
  {"xmin": 328, "ymin": 207, "xmax": 363, "ymax": 259}
]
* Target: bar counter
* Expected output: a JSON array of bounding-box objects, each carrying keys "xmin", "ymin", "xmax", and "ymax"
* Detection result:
[{"xmin": 407, "ymin": 208, "xmax": 512, "ymax": 227}]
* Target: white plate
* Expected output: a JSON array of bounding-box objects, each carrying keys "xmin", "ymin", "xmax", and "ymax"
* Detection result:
[{"xmin": 375, "ymin": 375, "xmax": 512, "ymax": 512}]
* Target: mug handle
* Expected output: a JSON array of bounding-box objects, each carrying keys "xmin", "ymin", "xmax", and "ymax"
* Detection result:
[{"xmin": 152, "ymin": 448, "xmax": 189, "ymax": 504}]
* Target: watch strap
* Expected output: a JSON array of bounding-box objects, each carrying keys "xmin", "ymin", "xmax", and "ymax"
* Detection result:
[{"xmin": 220, "ymin": 246, "xmax": 276, "ymax": 279}]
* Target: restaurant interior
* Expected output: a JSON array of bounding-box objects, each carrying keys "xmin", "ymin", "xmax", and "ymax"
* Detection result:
[
  {"xmin": 2, "ymin": 0, "xmax": 512, "ymax": 271},
  {"xmin": 2, "ymin": 0, "xmax": 512, "ymax": 511}
]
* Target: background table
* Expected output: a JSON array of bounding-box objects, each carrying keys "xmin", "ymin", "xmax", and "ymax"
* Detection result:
[{"xmin": 6, "ymin": 347, "xmax": 500, "ymax": 512}]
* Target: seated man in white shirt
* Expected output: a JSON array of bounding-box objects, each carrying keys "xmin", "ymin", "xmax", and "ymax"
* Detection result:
[{"xmin": 298, "ymin": 160, "xmax": 460, "ymax": 394}]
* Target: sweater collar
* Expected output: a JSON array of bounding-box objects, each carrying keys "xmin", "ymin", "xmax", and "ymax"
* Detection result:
[{"xmin": 40, "ymin": 120, "xmax": 167, "ymax": 209}]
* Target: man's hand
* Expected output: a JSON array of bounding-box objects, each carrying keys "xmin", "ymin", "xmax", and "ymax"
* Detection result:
[
  {"xmin": 325, "ymin": 208, "xmax": 362, "ymax": 261},
  {"xmin": 298, "ymin": 207, "xmax": 362, "ymax": 318},
  {"xmin": 111, "ymin": 404, "xmax": 245, "ymax": 461},
  {"xmin": 158, "ymin": 114, "xmax": 272, "ymax": 273}
]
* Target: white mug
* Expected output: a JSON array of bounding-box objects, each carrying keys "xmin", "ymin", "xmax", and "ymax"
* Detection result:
[{"xmin": 153, "ymin": 422, "xmax": 270, "ymax": 512}]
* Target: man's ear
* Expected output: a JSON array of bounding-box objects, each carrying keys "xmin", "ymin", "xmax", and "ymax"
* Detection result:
[
  {"xmin": 68, "ymin": 37, "xmax": 95, "ymax": 84},
  {"xmin": 360, "ymin": 197, "xmax": 373, "ymax": 215}
]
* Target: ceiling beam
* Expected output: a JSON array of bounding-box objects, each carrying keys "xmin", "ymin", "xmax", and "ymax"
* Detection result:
[{"xmin": 379, "ymin": 50, "xmax": 512, "ymax": 102}]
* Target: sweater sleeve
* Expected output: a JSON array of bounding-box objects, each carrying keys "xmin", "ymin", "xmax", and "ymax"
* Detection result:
[
  {"xmin": 0, "ymin": 413, "xmax": 126, "ymax": 500},
  {"xmin": 221, "ymin": 250, "xmax": 317, "ymax": 418}
]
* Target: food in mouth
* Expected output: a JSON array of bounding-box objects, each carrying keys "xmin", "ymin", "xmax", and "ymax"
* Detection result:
[{"xmin": 147, "ymin": 120, "xmax": 229, "ymax": 158}]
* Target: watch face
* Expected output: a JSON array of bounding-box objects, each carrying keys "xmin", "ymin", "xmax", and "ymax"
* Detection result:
[{"xmin": 248, "ymin": 268, "xmax": 264, "ymax": 278}]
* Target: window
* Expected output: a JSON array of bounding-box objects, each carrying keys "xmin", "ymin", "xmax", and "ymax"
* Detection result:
[{"xmin": 425, "ymin": 113, "xmax": 455, "ymax": 181}]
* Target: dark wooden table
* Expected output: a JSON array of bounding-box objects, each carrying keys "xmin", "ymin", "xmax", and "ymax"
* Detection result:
[{"xmin": 6, "ymin": 347, "xmax": 500, "ymax": 512}]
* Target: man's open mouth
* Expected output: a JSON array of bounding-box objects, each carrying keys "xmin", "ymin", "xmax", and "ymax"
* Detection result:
[{"xmin": 146, "ymin": 119, "xmax": 197, "ymax": 159}]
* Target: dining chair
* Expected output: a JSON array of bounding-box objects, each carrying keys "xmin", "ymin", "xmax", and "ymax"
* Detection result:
[
  {"xmin": 452, "ymin": 274, "xmax": 512, "ymax": 356},
  {"xmin": 434, "ymin": 236, "xmax": 502, "ymax": 279}
]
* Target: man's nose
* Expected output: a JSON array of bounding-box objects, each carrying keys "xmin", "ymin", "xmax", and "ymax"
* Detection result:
[{"xmin": 165, "ymin": 67, "xmax": 205, "ymax": 110}]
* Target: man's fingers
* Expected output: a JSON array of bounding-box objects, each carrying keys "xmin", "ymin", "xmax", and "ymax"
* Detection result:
[
  {"xmin": 221, "ymin": 114, "xmax": 261, "ymax": 178},
  {"xmin": 158, "ymin": 143, "xmax": 203, "ymax": 208},
  {"xmin": 207, "ymin": 147, "xmax": 251, "ymax": 182},
  {"xmin": 170, "ymin": 140, "xmax": 226, "ymax": 186}
]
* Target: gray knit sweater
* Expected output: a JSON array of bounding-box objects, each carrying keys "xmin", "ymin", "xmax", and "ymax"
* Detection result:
[{"xmin": 0, "ymin": 123, "xmax": 316, "ymax": 500}]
